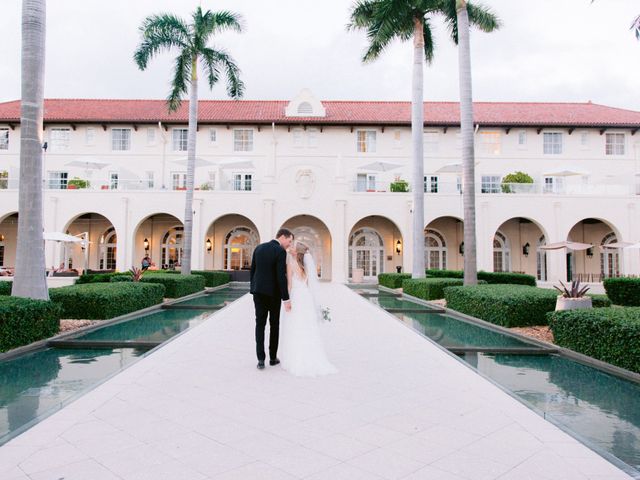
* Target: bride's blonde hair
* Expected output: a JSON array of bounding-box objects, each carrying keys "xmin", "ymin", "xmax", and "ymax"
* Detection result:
[{"xmin": 295, "ymin": 242, "xmax": 309, "ymax": 276}]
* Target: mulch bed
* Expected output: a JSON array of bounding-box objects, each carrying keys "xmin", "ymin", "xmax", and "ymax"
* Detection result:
[
  {"xmin": 509, "ymin": 326, "xmax": 555, "ymax": 345},
  {"xmin": 59, "ymin": 319, "xmax": 101, "ymax": 333}
]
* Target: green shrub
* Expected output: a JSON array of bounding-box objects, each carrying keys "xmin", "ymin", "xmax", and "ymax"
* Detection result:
[
  {"xmin": 549, "ymin": 307, "xmax": 640, "ymax": 373},
  {"xmin": 191, "ymin": 270, "xmax": 231, "ymax": 288},
  {"xmin": 390, "ymin": 180, "xmax": 409, "ymax": 192},
  {"xmin": 403, "ymin": 278, "xmax": 487, "ymax": 301},
  {"xmin": 0, "ymin": 281, "xmax": 12, "ymax": 295},
  {"xmin": 0, "ymin": 297, "xmax": 61, "ymax": 352},
  {"xmin": 501, "ymin": 171, "xmax": 534, "ymax": 193},
  {"xmin": 378, "ymin": 273, "xmax": 412, "ymax": 289},
  {"xmin": 444, "ymin": 284, "xmax": 558, "ymax": 327},
  {"xmin": 425, "ymin": 269, "xmax": 536, "ymax": 286},
  {"xmin": 426, "ymin": 269, "xmax": 464, "ymax": 279},
  {"xmin": 588, "ymin": 294, "xmax": 612, "ymax": 308},
  {"xmin": 141, "ymin": 274, "xmax": 205, "ymax": 298},
  {"xmin": 76, "ymin": 272, "xmax": 121, "ymax": 284},
  {"xmin": 49, "ymin": 282, "xmax": 165, "ymax": 319},
  {"xmin": 603, "ymin": 278, "xmax": 640, "ymax": 306},
  {"xmin": 109, "ymin": 275, "xmax": 133, "ymax": 283}
]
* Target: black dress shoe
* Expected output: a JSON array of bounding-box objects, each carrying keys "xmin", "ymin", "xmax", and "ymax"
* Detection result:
[
  {"xmin": 269, "ymin": 358, "xmax": 280, "ymax": 366},
  {"xmin": 257, "ymin": 361, "xmax": 265, "ymax": 370}
]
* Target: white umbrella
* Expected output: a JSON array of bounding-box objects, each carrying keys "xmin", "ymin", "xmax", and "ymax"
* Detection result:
[
  {"xmin": 43, "ymin": 232, "xmax": 84, "ymax": 243},
  {"xmin": 359, "ymin": 161, "xmax": 402, "ymax": 172},
  {"xmin": 434, "ymin": 162, "xmax": 479, "ymax": 174},
  {"xmin": 218, "ymin": 160, "xmax": 255, "ymax": 169},
  {"xmin": 539, "ymin": 241, "xmax": 592, "ymax": 251},
  {"xmin": 173, "ymin": 157, "xmax": 214, "ymax": 168},
  {"xmin": 65, "ymin": 160, "xmax": 109, "ymax": 170},
  {"xmin": 600, "ymin": 242, "xmax": 632, "ymax": 250},
  {"xmin": 542, "ymin": 169, "xmax": 589, "ymax": 177}
]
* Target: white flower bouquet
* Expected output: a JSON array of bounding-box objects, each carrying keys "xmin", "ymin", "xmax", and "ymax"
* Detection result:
[{"xmin": 321, "ymin": 306, "xmax": 331, "ymax": 322}]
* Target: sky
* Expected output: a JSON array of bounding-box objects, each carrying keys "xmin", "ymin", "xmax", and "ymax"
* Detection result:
[{"xmin": 0, "ymin": 0, "xmax": 639, "ymax": 110}]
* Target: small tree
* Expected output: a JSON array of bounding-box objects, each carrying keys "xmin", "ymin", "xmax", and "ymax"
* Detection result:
[{"xmin": 501, "ymin": 171, "xmax": 533, "ymax": 193}]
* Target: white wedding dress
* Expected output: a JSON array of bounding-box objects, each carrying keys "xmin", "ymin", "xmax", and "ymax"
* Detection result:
[{"xmin": 279, "ymin": 254, "xmax": 337, "ymax": 377}]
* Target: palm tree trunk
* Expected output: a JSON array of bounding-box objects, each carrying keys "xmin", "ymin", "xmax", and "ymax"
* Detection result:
[
  {"xmin": 13, "ymin": 0, "xmax": 48, "ymax": 300},
  {"xmin": 411, "ymin": 15, "xmax": 425, "ymax": 279},
  {"xmin": 181, "ymin": 56, "xmax": 198, "ymax": 276},
  {"xmin": 457, "ymin": 0, "xmax": 478, "ymax": 285}
]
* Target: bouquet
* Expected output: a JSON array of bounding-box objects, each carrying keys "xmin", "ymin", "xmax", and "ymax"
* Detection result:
[{"xmin": 321, "ymin": 306, "xmax": 331, "ymax": 322}]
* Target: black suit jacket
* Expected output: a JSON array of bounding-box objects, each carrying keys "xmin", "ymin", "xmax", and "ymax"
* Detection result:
[{"xmin": 250, "ymin": 240, "xmax": 289, "ymax": 301}]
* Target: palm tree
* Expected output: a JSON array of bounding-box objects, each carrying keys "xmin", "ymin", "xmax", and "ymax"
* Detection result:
[
  {"xmin": 12, "ymin": 0, "xmax": 49, "ymax": 300},
  {"xmin": 348, "ymin": 0, "xmax": 498, "ymax": 280},
  {"xmin": 632, "ymin": 14, "xmax": 640, "ymax": 40},
  {"xmin": 134, "ymin": 7, "xmax": 244, "ymax": 275},
  {"xmin": 452, "ymin": 0, "xmax": 500, "ymax": 285}
]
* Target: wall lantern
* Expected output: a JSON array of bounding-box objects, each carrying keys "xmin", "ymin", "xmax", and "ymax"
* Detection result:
[
  {"xmin": 0, "ymin": 234, "xmax": 4, "ymax": 242},
  {"xmin": 586, "ymin": 247, "xmax": 594, "ymax": 258},
  {"xmin": 206, "ymin": 238, "xmax": 212, "ymax": 252},
  {"xmin": 143, "ymin": 238, "xmax": 150, "ymax": 251},
  {"xmin": 459, "ymin": 242, "xmax": 465, "ymax": 256},
  {"xmin": 395, "ymin": 240, "xmax": 402, "ymax": 255},
  {"xmin": 522, "ymin": 242, "xmax": 530, "ymax": 257}
]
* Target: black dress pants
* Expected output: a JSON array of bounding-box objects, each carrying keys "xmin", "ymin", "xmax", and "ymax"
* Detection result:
[{"xmin": 253, "ymin": 293, "xmax": 281, "ymax": 362}]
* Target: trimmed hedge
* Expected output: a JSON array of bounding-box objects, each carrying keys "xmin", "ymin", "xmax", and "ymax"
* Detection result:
[
  {"xmin": 49, "ymin": 282, "xmax": 165, "ymax": 320},
  {"xmin": 0, "ymin": 281, "xmax": 12, "ymax": 295},
  {"xmin": 140, "ymin": 274, "xmax": 205, "ymax": 298},
  {"xmin": 588, "ymin": 294, "xmax": 612, "ymax": 308},
  {"xmin": 76, "ymin": 272, "xmax": 121, "ymax": 284},
  {"xmin": 444, "ymin": 284, "xmax": 558, "ymax": 327},
  {"xmin": 603, "ymin": 278, "xmax": 640, "ymax": 306},
  {"xmin": 549, "ymin": 307, "xmax": 640, "ymax": 373},
  {"xmin": 0, "ymin": 296, "xmax": 61, "ymax": 352},
  {"xmin": 403, "ymin": 277, "xmax": 487, "ymax": 301},
  {"xmin": 378, "ymin": 273, "xmax": 412, "ymax": 289},
  {"xmin": 191, "ymin": 270, "xmax": 231, "ymax": 288},
  {"xmin": 425, "ymin": 269, "xmax": 536, "ymax": 286}
]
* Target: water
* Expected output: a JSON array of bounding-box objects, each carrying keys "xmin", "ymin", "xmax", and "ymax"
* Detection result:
[
  {"xmin": 0, "ymin": 348, "xmax": 143, "ymax": 444},
  {"xmin": 369, "ymin": 295, "xmax": 440, "ymax": 311},
  {"xmin": 459, "ymin": 353, "xmax": 640, "ymax": 472},
  {"xmin": 175, "ymin": 293, "xmax": 242, "ymax": 307}
]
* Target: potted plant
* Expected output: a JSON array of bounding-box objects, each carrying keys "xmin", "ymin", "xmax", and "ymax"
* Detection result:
[
  {"xmin": 554, "ymin": 280, "xmax": 592, "ymax": 310},
  {"xmin": 501, "ymin": 171, "xmax": 533, "ymax": 193},
  {"xmin": 0, "ymin": 170, "xmax": 8, "ymax": 189},
  {"xmin": 390, "ymin": 177, "xmax": 409, "ymax": 192},
  {"xmin": 67, "ymin": 177, "xmax": 90, "ymax": 189}
]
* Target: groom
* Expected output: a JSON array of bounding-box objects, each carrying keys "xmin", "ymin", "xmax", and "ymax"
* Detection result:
[{"xmin": 250, "ymin": 228, "xmax": 294, "ymax": 370}]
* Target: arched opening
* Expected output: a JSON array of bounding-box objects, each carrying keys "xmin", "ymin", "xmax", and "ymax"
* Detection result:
[
  {"xmin": 133, "ymin": 213, "xmax": 183, "ymax": 270},
  {"xmin": 566, "ymin": 218, "xmax": 622, "ymax": 282},
  {"xmin": 63, "ymin": 213, "xmax": 117, "ymax": 273},
  {"xmin": 204, "ymin": 214, "xmax": 260, "ymax": 272},
  {"xmin": 492, "ymin": 218, "xmax": 548, "ymax": 277},
  {"xmin": 424, "ymin": 217, "xmax": 463, "ymax": 271},
  {"xmin": 0, "ymin": 213, "xmax": 18, "ymax": 273},
  {"xmin": 349, "ymin": 215, "xmax": 402, "ymax": 281},
  {"xmin": 281, "ymin": 215, "xmax": 332, "ymax": 280}
]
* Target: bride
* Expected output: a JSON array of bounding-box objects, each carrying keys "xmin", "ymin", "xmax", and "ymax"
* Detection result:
[{"xmin": 279, "ymin": 242, "xmax": 337, "ymax": 377}]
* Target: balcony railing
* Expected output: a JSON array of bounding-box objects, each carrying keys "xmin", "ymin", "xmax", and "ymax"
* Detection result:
[{"xmin": 0, "ymin": 178, "xmax": 260, "ymax": 192}]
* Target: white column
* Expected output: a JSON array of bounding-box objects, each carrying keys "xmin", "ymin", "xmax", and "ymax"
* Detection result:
[
  {"xmin": 403, "ymin": 200, "xmax": 413, "ymax": 274},
  {"xmin": 545, "ymin": 201, "xmax": 565, "ymax": 284},
  {"xmin": 45, "ymin": 196, "xmax": 58, "ymax": 269},
  {"xmin": 266, "ymin": 123, "xmax": 277, "ymax": 180},
  {"xmin": 478, "ymin": 201, "xmax": 491, "ymax": 272},
  {"xmin": 332, "ymin": 200, "xmax": 347, "ymax": 283},
  {"xmin": 625, "ymin": 202, "xmax": 637, "ymax": 275},
  {"xmin": 262, "ymin": 199, "xmax": 275, "ymax": 241},
  {"xmin": 193, "ymin": 198, "xmax": 204, "ymax": 270},
  {"xmin": 119, "ymin": 197, "xmax": 131, "ymax": 271}
]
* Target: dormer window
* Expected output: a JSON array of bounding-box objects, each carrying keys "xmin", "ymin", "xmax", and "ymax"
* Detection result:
[{"xmin": 297, "ymin": 102, "xmax": 313, "ymax": 115}]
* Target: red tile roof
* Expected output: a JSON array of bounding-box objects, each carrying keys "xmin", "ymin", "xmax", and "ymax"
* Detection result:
[{"xmin": 0, "ymin": 99, "xmax": 639, "ymax": 127}]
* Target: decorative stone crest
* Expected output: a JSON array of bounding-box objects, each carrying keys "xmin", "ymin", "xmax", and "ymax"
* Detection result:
[{"xmin": 296, "ymin": 169, "xmax": 315, "ymax": 199}]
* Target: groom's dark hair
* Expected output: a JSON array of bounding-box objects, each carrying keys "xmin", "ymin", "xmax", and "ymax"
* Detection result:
[{"xmin": 276, "ymin": 228, "xmax": 294, "ymax": 239}]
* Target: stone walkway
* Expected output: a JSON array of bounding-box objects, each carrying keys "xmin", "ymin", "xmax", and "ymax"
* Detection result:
[{"xmin": 0, "ymin": 283, "xmax": 632, "ymax": 479}]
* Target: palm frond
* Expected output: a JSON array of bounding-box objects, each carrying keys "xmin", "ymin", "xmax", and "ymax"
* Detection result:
[
  {"xmin": 632, "ymin": 14, "xmax": 640, "ymax": 40},
  {"xmin": 200, "ymin": 47, "xmax": 245, "ymax": 99},
  {"xmin": 423, "ymin": 17, "xmax": 436, "ymax": 63},
  {"xmin": 167, "ymin": 51, "xmax": 191, "ymax": 112},
  {"xmin": 435, "ymin": 0, "xmax": 499, "ymax": 44},
  {"xmin": 133, "ymin": 13, "xmax": 190, "ymax": 70}
]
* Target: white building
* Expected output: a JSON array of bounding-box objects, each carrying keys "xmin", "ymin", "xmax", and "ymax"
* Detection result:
[{"xmin": 1, "ymin": 90, "xmax": 640, "ymax": 285}]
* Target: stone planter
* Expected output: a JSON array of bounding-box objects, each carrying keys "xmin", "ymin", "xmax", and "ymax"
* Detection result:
[{"xmin": 555, "ymin": 296, "xmax": 592, "ymax": 311}]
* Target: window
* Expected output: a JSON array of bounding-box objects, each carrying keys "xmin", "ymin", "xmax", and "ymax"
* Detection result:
[
  {"xmin": 424, "ymin": 175, "xmax": 438, "ymax": 193},
  {"xmin": 481, "ymin": 175, "xmax": 501, "ymax": 193},
  {"xmin": 146, "ymin": 128, "xmax": 156, "ymax": 146},
  {"xmin": 172, "ymin": 128, "xmax": 188, "ymax": 151},
  {"xmin": 209, "ymin": 128, "xmax": 217, "ymax": 143},
  {"xmin": 233, "ymin": 129, "xmax": 253, "ymax": 152},
  {"xmin": 49, "ymin": 128, "xmax": 70, "ymax": 151},
  {"xmin": 146, "ymin": 171, "xmax": 154, "ymax": 189},
  {"xmin": 543, "ymin": 132, "xmax": 562, "ymax": 154},
  {"xmin": 580, "ymin": 131, "xmax": 589, "ymax": 148},
  {"xmin": 493, "ymin": 231, "xmax": 511, "ymax": 272},
  {"xmin": 456, "ymin": 176, "xmax": 462, "ymax": 194},
  {"xmin": 479, "ymin": 131, "xmax": 501, "ymax": 155},
  {"xmin": 109, "ymin": 172, "xmax": 119, "ymax": 190},
  {"xmin": 85, "ymin": 128, "xmax": 95, "ymax": 146},
  {"xmin": 423, "ymin": 130, "xmax": 439, "ymax": 154},
  {"xmin": 424, "ymin": 229, "xmax": 447, "ymax": 270},
  {"xmin": 206, "ymin": 171, "xmax": 216, "ymax": 190},
  {"xmin": 233, "ymin": 173, "xmax": 252, "ymax": 191},
  {"xmin": 172, "ymin": 172, "xmax": 186, "ymax": 190},
  {"xmin": 292, "ymin": 128, "xmax": 303, "ymax": 147},
  {"xmin": 112, "ymin": 128, "xmax": 131, "ymax": 151},
  {"xmin": 356, "ymin": 130, "xmax": 376, "ymax": 153},
  {"xmin": 518, "ymin": 130, "xmax": 527, "ymax": 147},
  {"xmin": 543, "ymin": 176, "xmax": 564, "ymax": 194},
  {"xmin": 605, "ymin": 133, "xmax": 625, "ymax": 155},
  {"xmin": 48, "ymin": 171, "xmax": 68, "ymax": 189},
  {"xmin": 0, "ymin": 128, "xmax": 8, "ymax": 150},
  {"xmin": 307, "ymin": 128, "xmax": 319, "ymax": 148},
  {"xmin": 356, "ymin": 173, "xmax": 376, "ymax": 192}
]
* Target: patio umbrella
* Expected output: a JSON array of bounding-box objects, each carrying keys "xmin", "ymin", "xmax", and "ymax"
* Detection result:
[
  {"xmin": 542, "ymin": 169, "xmax": 589, "ymax": 177},
  {"xmin": 43, "ymin": 232, "xmax": 84, "ymax": 243},
  {"xmin": 539, "ymin": 241, "xmax": 592, "ymax": 251},
  {"xmin": 599, "ymin": 242, "xmax": 632, "ymax": 250},
  {"xmin": 172, "ymin": 157, "xmax": 214, "ymax": 168},
  {"xmin": 218, "ymin": 160, "xmax": 255, "ymax": 169},
  {"xmin": 65, "ymin": 160, "xmax": 110, "ymax": 181},
  {"xmin": 433, "ymin": 162, "xmax": 479, "ymax": 174},
  {"xmin": 359, "ymin": 161, "xmax": 402, "ymax": 172}
]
